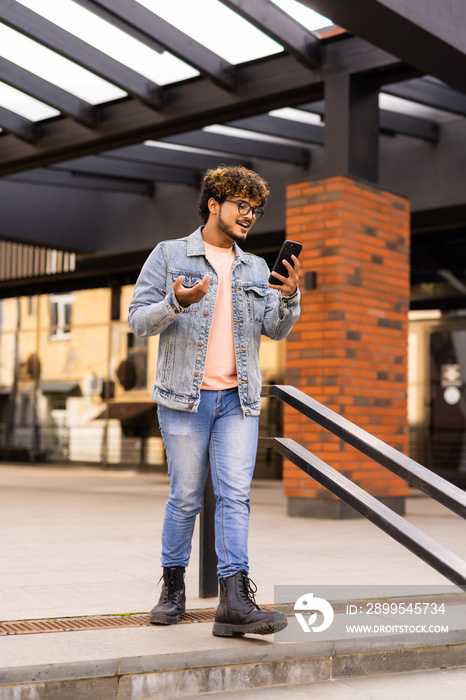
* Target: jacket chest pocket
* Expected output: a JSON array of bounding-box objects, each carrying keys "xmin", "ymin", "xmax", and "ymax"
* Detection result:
[
  {"xmin": 178, "ymin": 273, "xmax": 204, "ymax": 288},
  {"xmin": 243, "ymin": 284, "xmax": 267, "ymax": 323},
  {"xmin": 169, "ymin": 272, "xmax": 205, "ymax": 313}
]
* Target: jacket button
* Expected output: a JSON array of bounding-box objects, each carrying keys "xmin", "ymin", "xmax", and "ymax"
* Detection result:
[
  {"xmin": 204, "ymin": 311, "xmax": 208, "ymax": 316},
  {"xmin": 188, "ymin": 404, "xmax": 193, "ymax": 409},
  {"xmin": 194, "ymin": 372, "xmax": 199, "ymax": 377},
  {"xmin": 198, "ymin": 341, "xmax": 203, "ymax": 347}
]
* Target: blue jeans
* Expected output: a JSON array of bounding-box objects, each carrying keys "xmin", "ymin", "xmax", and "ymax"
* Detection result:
[{"xmin": 157, "ymin": 388, "xmax": 259, "ymax": 579}]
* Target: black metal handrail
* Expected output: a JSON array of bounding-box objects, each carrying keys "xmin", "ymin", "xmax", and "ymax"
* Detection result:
[
  {"xmin": 262, "ymin": 384, "xmax": 466, "ymax": 588},
  {"xmin": 262, "ymin": 384, "xmax": 466, "ymax": 519},
  {"xmin": 267, "ymin": 437, "xmax": 466, "ymax": 587}
]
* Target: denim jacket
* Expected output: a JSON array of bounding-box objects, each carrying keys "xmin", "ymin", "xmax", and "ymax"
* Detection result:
[{"xmin": 128, "ymin": 227, "xmax": 300, "ymax": 416}]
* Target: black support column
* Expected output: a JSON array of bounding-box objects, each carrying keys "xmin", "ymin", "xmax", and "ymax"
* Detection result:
[{"xmin": 324, "ymin": 72, "xmax": 380, "ymax": 182}]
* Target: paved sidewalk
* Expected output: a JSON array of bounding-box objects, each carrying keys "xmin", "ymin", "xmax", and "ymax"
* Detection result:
[
  {"xmin": 1, "ymin": 464, "xmax": 466, "ymax": 699},
  {"xmin": 1, "ymin": 464, "xmax": 465, "ymax": 621}
]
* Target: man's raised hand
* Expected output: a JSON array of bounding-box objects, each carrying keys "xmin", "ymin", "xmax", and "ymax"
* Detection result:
[{"xmin": 173, "ymin": 275, "xmax": 210, "ymax": 307}]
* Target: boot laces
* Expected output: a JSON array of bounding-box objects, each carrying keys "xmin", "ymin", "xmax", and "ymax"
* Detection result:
[
  {"xmin": 159, "ymin": 567, "xmax": 183, "ymax": 601},
  {"xmin": 238, "ymin": 573, "xmax": 259, "ymax": 610}
]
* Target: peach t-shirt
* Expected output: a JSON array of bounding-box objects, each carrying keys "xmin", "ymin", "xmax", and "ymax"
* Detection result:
[{"xmin": 201, "ymin": 242, "xmax": 238, "ymax": 390}]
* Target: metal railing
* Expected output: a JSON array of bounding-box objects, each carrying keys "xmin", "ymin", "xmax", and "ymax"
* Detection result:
[{"xmin": 198, "ymin": 384, "xmax": 466, "ymax": 597}]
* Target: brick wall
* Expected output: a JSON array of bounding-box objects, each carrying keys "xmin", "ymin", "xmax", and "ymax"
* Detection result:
[{"xmin": 283, "ymin": 176, "xmax": 410, "ymax": 517}]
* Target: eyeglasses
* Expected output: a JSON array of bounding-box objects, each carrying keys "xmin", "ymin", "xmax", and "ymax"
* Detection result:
[{"xmin": 223, "ymin": 199, "xmax": 265, "ymax": 220}]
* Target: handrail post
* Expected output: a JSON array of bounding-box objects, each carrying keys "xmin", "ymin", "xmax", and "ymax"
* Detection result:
[{"xmin": 199, "ymin": 472, "xmax": 218, "ymax": 598}]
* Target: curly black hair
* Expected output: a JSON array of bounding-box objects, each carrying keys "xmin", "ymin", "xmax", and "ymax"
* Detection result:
[{"xmin": 198, "ymin": 165, "xmax": 270, "ymax": 223}]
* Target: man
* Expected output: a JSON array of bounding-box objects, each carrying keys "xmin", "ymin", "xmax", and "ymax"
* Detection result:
[{"xmin": 128, "ymin": 165, "xmax": 300, "ymax": 637}]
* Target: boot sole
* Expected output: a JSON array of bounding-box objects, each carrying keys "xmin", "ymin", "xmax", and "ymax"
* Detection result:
[
  {"xmin": 212, "ymin": 617, "xmax": 288, "ymax": 637},
  {"xmin": 149, "ymin": 612, "xmax": 183, "ymax": 625}
]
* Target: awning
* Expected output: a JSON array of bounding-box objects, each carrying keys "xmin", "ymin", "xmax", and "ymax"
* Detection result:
[
  {"xmin": 39, "ymin": 381, "xmax": 80, "ymax": 394},
  {"xmin": 94, "ymin": 402, "xmax": 156, "ymax": 422}
]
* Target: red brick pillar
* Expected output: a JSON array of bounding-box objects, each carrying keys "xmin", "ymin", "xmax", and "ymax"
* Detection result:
[{"xmin": 284, "ymin": 176, "xmax": 410, "ymax": 518}]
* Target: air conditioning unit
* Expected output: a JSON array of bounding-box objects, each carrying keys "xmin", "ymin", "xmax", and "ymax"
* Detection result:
[{"xmin": 82, "ymin": 374, "xmax": 104, "ymax": 396}]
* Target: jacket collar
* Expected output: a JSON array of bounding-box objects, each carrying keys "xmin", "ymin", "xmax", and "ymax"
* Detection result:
[{"xmin": 186, "ymin": 226, "xmax": 251, "ymax": 264}]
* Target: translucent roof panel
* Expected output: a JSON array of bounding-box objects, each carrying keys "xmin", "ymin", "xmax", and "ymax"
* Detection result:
[
  {"xmin": 0, "ymin": 22, "xmax": 126, "ymax": 106},
  {"xmin": 136, "ymin": 0, "xmax": 282, "ymax": 64},
  {"xmin": 0, "ymin": 81, "xmax": 60, "ymax": 121},
  {"xmin": 0, "ymin": 0, "xmax": 334, "ymax": 123},
  {"xmin": 270, "ymin": 0, "xmax": 332, "ymax": 31},
  {"xmin": 269, "ymin": 107, "xmax": 323, "ymax": 126},
  {"xmin": 205, "ymin": 123, "xmax": 288, "ymax": 145},
  {"xmin": 17, "ymin": 0, "xmax": 198, "ymax": 88},
  {"xmin": 0, "ymin": 0, "xmax": 332, "ymax": 125},
  {"xmin": 144, "ymin": 140, "xmax": 231, "ymax": 157}
]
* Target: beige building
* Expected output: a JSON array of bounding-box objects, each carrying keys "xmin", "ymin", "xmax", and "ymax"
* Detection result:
[{"xmin": 0, "ymin": 286, "xmax": 286, "ymax": 473}]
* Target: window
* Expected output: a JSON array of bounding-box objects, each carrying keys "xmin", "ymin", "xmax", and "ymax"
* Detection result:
[
  {"xmin": 111, "ymin": 285, "xmax": 121, "ymax": 321},
  {"xmin": 28, "ymin": 296, "xmax": 37, "ymax": 315},
  {"xmin": 127, "ymin": 333, "xmax": 148, "ymax": 390},
  {"xmin": 50, "ymin": 293, "xmax": 73, "ymax": 340},
  {"xmin": 19, "ymin": 393, "xmax": 31, "ymax": 426}
]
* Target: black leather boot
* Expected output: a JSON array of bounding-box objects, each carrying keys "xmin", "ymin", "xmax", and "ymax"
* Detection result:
[
  {"xmin": 212, "ymin": 570, "xmax": 287, "ymax": 637},
  {"xmin": 149, "ymin": 566, "xmax": 186, "ymax": 625}
]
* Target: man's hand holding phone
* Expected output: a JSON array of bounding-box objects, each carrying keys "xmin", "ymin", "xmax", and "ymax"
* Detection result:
[
  {"xmin": 268, "ymin": 256, "xmax": 300, "ymax": 296},
  {"xmin": 268, "ymin": 240, "xmax": 302, "ymax": 296}
]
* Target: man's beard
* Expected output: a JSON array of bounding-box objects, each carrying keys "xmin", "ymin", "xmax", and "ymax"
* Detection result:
[{"xmin": 217, "ymin": 208, "xmax": 248, "ymax": 244}]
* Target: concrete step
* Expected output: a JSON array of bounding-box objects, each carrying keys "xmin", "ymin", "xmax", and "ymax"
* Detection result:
[
  {"xmin": 1, "ymin": 620, "xmax": 465, "ymax": 699},
  {"xmin": 179, "ymin": 668, "xmax": 466, "ymax": 700}
]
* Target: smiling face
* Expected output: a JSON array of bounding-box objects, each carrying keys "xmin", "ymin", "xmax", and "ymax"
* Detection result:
[{"xmin": 204, "ymin": 196, "xmax": 259, "ymax": 247}]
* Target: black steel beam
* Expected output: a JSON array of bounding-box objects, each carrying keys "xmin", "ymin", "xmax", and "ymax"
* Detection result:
[
  {"xmin": 0, "ymin": 40, "xmax": 411, "ymax": 175},
  {"xmin": 0, "ymin": 57, "xmax": 96, "ymax": 127},
  {"xmin": 219, "ymin": 0, "xmax": 321, "ymax": 69},
  {"xmin": 162, "ymin": 129, "xmax": 309, "ymax": 165},
  {"xmin": 323, "ymin": 35, "xmax": 418, "ymax": 86},
  {"xmin": 52, "ymin": 155, "xmax": 201, "ymax": 186},
  {"xmin": 300, "ymin": 100, "xmax": 439, "ymax": 142},
  {"xmin": 73, "ymin": 0, "xmax": 236, "ymax": 91},
  {"xmin": 299, "ymin": 100, "xmax": 324, "ymax": 115},
  {"xmin": 106, "ymin": 144, "xmax": 250, "ymax": 171},
  {"xmin": 67, "ymin": 0, "xmax": 166, "ymax": 53},
  {"xmin": 263, "ymin": 385, "xmax": 466, "ymax": 519},
  {"xmin": 384, "ymin": 77, "xmax": 466, "ymax": 118},
  {"xmin": 272, "ymin": 436, "xmax": 466, "ymax": 587},
  {"xmin": 412, "ymin": 204, "xmax": 466, "ymax": 234},
  {"xmin": 0, "ymin": 0, "xmax": 161, "ymax": 108},
  {"xmin": 411, "ymin": 229, "xmax": 466, "ymax": 275},
  {"xmin": 0, "ymin": 106, "xmax": 37, "ymax": 142},
  {"xmin": 411, "ymin": 295, "xmax": 466, "ymax": 312},
  {"xmin": 226, "ymin": 114, "xmax": 324, "ymax": 145},
  {"xmin": 380, "ymin": 110, "xmax": 439, "ymax": 142},
  {"xmin": 5, "ymin": 168, "xmax": 153, "ymax": 195},
  {"xmin": 299, "ymin": 0, "xmax": 466, "ymax": 94}
]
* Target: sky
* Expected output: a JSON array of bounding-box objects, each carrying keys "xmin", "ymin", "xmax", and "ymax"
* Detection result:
[{"xmin": 0, "ymin": 0, "xmax": 331, "ymax": 121}]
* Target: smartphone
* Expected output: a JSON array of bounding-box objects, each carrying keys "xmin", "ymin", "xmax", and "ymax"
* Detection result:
[{"xmin": 268, "ymin": 240, "xmax": 302, "ymax": 286}]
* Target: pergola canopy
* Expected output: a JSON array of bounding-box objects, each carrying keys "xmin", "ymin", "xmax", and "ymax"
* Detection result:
[{"xmin": 1, "ymin": 0, "xmax": 466, "ymax": 309}]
